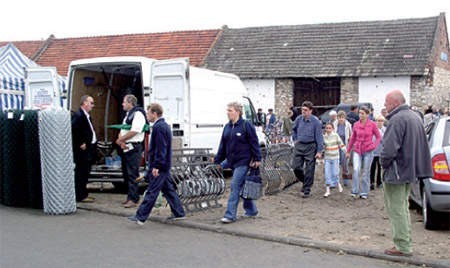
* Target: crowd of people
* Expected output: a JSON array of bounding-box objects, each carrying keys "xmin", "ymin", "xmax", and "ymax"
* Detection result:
[
  {"xmin": 72, "ymin": 90, "xmax": 440, "ymax": 257},
  {"xmin": 252, "ymin": 91, "xmax": 436, "ymax": 257},
  {"xmin": 258, "ymin": 100, "xmax": 447, "ymax": 200}
]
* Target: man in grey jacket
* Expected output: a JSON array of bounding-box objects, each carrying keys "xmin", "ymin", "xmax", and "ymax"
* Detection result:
[{"xmin": 381, "ymin": 90, "xmax": 433, "ymax": 257}]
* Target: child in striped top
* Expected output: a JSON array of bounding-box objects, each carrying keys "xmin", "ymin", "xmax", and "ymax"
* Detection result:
[{"xmin": 323, "ymin": 123, "xmax": 346, "ymax": 197}]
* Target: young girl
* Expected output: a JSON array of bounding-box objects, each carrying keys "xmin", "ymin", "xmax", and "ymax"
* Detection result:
[{"xmin": 323, "ymin": 123, "xmax": 346, "ymax": 197}]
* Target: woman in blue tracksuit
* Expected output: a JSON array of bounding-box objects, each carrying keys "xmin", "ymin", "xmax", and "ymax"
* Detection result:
[{"xmin": 214, "ymin": 102, "xmax": 262, "ymax": 223}]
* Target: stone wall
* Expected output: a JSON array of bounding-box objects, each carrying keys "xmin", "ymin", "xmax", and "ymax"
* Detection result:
[
  {"xmin": 274, "ymin": 79, "xmax": 294, "ymax": 117},
  {"xmin": 340, "ymin": 77, "xmax": 358, "ymax": 103},
  {"xmin": 432, "ymin": 67, "xmax": 450, "ymax": 111},
  {"xmin": 411, "ymin": 67, "xmax": 450, "ymax": 112}
]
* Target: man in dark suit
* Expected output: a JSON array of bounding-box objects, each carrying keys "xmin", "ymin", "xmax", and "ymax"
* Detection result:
[
  {"xmin": 128, "ymin": 103, "xmax": 185, "ymax": 225},
  {"xmin": 71, "ymin": 95, "xmax": 97, "ymax": 203}
]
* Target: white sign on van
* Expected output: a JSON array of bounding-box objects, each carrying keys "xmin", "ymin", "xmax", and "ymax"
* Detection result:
[
  {"xmin": 25, "ymin": 67, "xmax": 61, "ymax": 110},
  {"xmin": 30, "ymin": 83, "xmax": 54, "ymax": 108}
]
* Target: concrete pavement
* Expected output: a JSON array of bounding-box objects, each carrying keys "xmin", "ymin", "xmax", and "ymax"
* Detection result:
[{"xmin": 77, "ymin": 192, "xmax": 450, "ymax": 268}]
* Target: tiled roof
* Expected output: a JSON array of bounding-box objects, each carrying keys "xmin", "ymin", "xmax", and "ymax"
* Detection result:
[
  {"xmin": 0, "ymin": 40, "xmax": 45, "ymax": 59},
  {"xmin": 204, "ymin": 16, "xmax": 440, "ymax": 78},
  {"xmin": 4, "ymin": 30, "xmax": 221, "ymax": 76}
]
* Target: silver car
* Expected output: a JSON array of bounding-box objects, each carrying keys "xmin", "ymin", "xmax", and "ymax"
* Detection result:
[{"xmin": 410, "ymin": 116, "xmax": 450, "ymax": 230}]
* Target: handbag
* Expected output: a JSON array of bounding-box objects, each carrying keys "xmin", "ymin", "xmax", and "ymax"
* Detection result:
[{"xmin": 240, "ymin": 167, "xmax": 263, "ymax": 200}]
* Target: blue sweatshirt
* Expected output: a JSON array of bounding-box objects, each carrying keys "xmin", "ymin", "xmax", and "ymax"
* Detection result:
[
  {"xmin": 148, "ymin": 118, "xmax": 172, "ymax": 172},
  {"xmin": 214, "ymin": 118, "xmax": 262, "ymax": 169}
]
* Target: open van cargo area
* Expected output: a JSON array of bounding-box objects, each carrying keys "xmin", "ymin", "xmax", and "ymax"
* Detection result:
[{"xmin": 69, "ymin": 63, "xmax": 145, "ymax": 181}]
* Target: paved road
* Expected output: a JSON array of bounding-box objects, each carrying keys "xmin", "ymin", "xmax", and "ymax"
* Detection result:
[{"xmin": 0, "ymin": 206, "xmax": 412, "ymax": 268}]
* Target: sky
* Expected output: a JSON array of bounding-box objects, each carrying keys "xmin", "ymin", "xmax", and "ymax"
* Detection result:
[{"xmin": 1, "ymin": 0, "xmax": 449, "ymax": 41}]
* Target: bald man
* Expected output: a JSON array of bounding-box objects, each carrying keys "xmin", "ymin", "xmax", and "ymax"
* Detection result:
[{"xmin": 380, "ymin": 90, "xmax": 432, "ymax": 257}]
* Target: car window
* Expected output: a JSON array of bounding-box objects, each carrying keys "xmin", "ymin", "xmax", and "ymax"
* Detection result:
[
  {"xmin": 444, "ymin": 120, "xmax": 450, "ymax": 146},
  {"xmin": 425, "ymin": 122, "xmax": 435, "ymax": 142}
]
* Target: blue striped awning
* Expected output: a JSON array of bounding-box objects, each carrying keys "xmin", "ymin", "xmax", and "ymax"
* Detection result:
[
  {"xmin": 0, "ymin": 43, "xmax": 66, "ymax": 110},
  {"xmin": 0, "ymin": 92, "xmax": 24, "ymax": 110},
  {"xmin": 0, "ymin": 43, "xmax": 37, "ymax": 78}
]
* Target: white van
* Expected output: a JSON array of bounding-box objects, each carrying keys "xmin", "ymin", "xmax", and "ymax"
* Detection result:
[{"xmin": 66, "ymin": 57, "xmax": 263, "ymax": 184}]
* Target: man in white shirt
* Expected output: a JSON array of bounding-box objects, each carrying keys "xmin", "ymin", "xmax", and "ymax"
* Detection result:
[{"xmin": 116, "ymin": 94, "xmax": 146, "ymax": 208}]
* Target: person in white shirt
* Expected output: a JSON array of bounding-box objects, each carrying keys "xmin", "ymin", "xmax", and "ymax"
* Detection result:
[{"xmin": 116, "ymin": 94, "xmax": 146, "ymax": 208}]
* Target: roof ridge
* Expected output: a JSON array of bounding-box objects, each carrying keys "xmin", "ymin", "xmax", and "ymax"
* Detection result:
[
  {"xmin": 224, "ymin": 15, "xmax": 440, "ymax": 31},
  {"xmin": 52, "ymin": 29, "xmax": 220, "ymax": 41}
]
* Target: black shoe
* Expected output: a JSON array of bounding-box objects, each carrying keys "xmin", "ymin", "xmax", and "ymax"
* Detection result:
[
  {"xmin": 166, "ymin": 215, "xmax": 186, "ymax": 221},
  {"xmin": 302, "ymin": 192, "xmax": 311, "ymax": 198},
  {"xmin": 370, "ymin": 185, "xmax": 375, "ymax": 190}
]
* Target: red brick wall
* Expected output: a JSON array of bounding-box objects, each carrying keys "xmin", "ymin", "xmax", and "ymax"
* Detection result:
[{"xmin": 432, "ymin": 14, "xmax": 450, "ymax": 71}]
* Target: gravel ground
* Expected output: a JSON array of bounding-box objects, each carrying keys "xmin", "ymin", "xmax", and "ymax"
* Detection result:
[{"xmin": 85, "ymin": 163, "xmax": 449, "ymax": 262}]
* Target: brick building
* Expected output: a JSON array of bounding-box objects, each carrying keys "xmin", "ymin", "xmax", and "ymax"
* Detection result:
[
  {"xmin": 204, "ymin": 13, "xmax": 450, "ymax": 117},
  {"xmin": 2, "ymin": 14, "xmax": 449, "ymax": 116}
]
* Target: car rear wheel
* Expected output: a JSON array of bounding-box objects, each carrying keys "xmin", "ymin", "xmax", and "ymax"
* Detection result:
[{"xmin": 422, "ymin": 188, "xmax": 440, "ymax": 230}]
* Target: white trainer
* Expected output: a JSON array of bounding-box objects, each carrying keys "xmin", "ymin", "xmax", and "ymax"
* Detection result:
[
  {"xmin": 338, "ymin": 183, "xmax": 343, "ymax": 193},
  {"xmin": 220, "ymin": 217, "xmax": 234, "ymax": 224},
  {"xmin": 324, "ymin": 187, "xmax": 330, "ymax": 197}
]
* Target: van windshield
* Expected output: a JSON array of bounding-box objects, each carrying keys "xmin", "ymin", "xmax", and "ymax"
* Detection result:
[{"xmin": 241, "ymin": 97, "xmax": 257, "ymax": 125}]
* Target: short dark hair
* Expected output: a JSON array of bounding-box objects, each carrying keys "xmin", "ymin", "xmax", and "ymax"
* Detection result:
[
  {"xmin": 359, "ymin": 105, "xmax": 370, "ymax": 114},
  {"xmin": 147, "ymin": 103, "xmax": 163, "ymax": 116},
  {"xmin": 350, "ymin": 105, "xmax": 358, "ymax": 111},
  {"xmin": 301, "ymin": 101, "xmax": 314, "ymax": 110}
]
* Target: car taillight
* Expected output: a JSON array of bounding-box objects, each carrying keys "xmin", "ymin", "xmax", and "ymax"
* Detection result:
[{"xmin": 432, "ymin": 153, "xmax": 450, "ymax": 181}]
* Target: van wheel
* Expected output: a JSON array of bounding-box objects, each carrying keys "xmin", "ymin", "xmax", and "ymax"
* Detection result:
[{"xmin": 422, "ymin": 188, "xmax": 440, "ymax": 230}]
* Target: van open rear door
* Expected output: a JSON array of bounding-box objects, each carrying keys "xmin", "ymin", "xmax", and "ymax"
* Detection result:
[
  {"xmin": 25, "ymin": 67, "xmax": 61, "ymax": 109},
  {"xmin": 151, "ymin": 58, "xmax": 190, "ymax": 148}
]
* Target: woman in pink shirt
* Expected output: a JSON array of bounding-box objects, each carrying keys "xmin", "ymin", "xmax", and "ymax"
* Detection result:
[{"xmin": 345, "ymin": 106, "xmax": 381, "ymax": 199}]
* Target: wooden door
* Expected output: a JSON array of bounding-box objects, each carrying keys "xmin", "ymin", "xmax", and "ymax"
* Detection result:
[{"xmin": 293, "ymin": 78, "xmax": 340, "ymax": 115}]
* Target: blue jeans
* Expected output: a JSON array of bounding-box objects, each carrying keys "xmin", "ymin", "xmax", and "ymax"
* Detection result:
[
  {"xmin": 324, "ymin": 159, "xmax": 340, "ymax": 187},
  {"xmin": 224, "ymin": 165, "xmax": 258, "ymax": 221},
  {"xmin": 136, "ymin": 170, "xmax": 185, "ymax": 222},
  {"xmin": 352, "ymin": 151, "xmax": 374, "ymax": 196}
]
